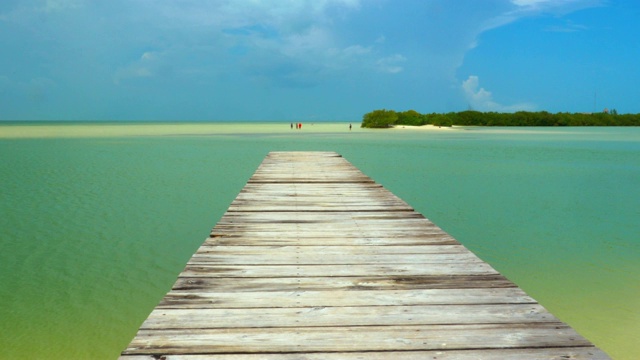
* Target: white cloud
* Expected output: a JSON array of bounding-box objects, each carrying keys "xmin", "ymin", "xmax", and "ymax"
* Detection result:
[
  {"xmin": 511, "ymin": 0, "xmax": 553, "ymax": 7},
  {"xmin": 462, "ymin": 76, "xmax": 492, "ymax": 105},
  {"xmin": 151, "ymin": 0, "xmax": 360, "ymax": 31},
  {"xmin": 342, "ymin": 45, "xmax": 371, "ymax": 57},
  {"xmin": 510, "ymin": 0, "xmax": 601, "ymax": 10},
  {"xmin": 483, "ymin": 0, "xmax": 604, "ymax": 31},
  {"xmin": 460, "ymin": 1, "xmax": 603, "ymax": 111},
  {"xmin": 140, "ymin": 52, "xmax": 156, "ymax": 61},
  {"xmin": 280, "ymin": 26, "xmax": 333, "ymax": 58},
  {"xmin": 229, "ymin": 3, "xmax": 369, "ymax": 75},
  {"xmin": 462, "ymin": 75, "xmax": 535, "ymax": 112},
  {"xmin": 107, "ymin": 0, "xmax": 373, "ymax": 88},
  {"xmin": 113, "ymin": 51, "xmax": 163, "ymax": 84},
  {"xmin": 544, "ymin": 20, "xmax": 589, "ymax": 32},
  {"xmin": 224, "ymin": 22, "xmax": 376, "ymax": 86},
  {"xmin": 376, "ymin": 54, "xmax": 406, "ymax": 74}
]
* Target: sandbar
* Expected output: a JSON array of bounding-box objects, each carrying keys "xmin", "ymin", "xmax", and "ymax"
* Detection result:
[
  {"xmin": 0, "ymin": 122, "xmax": 358, "ymax": 139},
  {"xmin": 390, "ymin": 124, "xmax": 458, "ymax": 131}
]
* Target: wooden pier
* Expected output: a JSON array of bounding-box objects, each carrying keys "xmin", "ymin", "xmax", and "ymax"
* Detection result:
[{"xmin": 120, "ymin": 151, "xmax": 608, "ymax": 359}]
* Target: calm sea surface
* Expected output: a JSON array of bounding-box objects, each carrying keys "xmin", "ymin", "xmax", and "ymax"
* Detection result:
[{"xmin": 1, "ymin": 123, "xmax": 638, "ymax": 359}]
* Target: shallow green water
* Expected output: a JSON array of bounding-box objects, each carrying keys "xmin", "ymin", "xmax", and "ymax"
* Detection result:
[{"xmin": 0, "ymin": 124, "xmax": 638, "ymax": 359}]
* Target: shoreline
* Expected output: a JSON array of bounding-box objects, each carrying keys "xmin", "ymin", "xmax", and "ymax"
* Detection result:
[
  {"xmin": 0, "ymin": 122, "xmax": 356, "ymax": 139},
  {"xmin": 389, "ymin": 124, "xmax": 458, "ymax": 131},
  {"xmin": 2, "ymin": 122, "xmax": 638, "ymax": 139}
]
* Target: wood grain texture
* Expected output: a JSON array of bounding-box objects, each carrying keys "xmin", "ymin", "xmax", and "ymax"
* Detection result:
[
  {"xmin": 121, "ymin": 151, "xmax": 609, "ymax": 359},
  {"xmin": 121, "ymin": 347, "xmax": 610, "ymax": 360}
]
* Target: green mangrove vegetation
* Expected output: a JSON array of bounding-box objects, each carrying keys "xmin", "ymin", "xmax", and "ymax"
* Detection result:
[{"xmin": 361, "ymin": 109, "xmax": 640, "ymax": 128}]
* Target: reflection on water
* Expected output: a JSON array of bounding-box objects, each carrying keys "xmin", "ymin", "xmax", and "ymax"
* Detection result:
[{"xmin": 0, "ymin": 123, "xmax": 638, "ymax": 359}]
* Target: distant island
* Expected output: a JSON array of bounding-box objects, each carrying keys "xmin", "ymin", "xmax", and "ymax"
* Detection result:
[{"xmin": 361, "ymin": 109, "xmax": 640, "ymax": 128}]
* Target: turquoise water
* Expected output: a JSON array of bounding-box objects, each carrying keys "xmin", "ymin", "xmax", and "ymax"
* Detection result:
[{"xmin": 0, "ymin": 124, "xmax": 638, "ymax": 359}]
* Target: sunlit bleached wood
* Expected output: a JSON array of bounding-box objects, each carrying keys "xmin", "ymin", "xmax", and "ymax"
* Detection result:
[{"xmin": 121, "ymin": 151, "xmax": 609, "ymax": 359}]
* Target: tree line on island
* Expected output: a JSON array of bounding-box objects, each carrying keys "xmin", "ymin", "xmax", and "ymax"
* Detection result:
[{"xmin": 361, "ymin": 109, "xmax": 640, "ymax": 128}]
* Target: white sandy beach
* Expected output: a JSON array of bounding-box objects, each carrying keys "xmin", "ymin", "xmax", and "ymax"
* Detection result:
[
  {"xmin": 0, "ymin": 122, "xmax": 358, "ymax": 138},
  {"xmin": 390, "ymin": 124, "xmax": 458, "ymax": 131}
]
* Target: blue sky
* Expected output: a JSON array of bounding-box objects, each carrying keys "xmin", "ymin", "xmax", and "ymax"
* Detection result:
[{"xmin": 0, "ymin": 0, "xmax": 637, "ymax": 121}]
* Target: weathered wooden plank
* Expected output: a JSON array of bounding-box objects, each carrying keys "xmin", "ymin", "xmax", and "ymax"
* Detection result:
[
  {"xmin": 210, "ymin": 226, "xmax": 448, "ymax": 235},
  {"xmin": 231, "ymin": 191, "xmax": 405, "ymax": 199},
  {"xmin": 227, "ymin": 234, "xmax": 430, "ymax": 242},
  {"xmin": 219, "ymin": 209, "xmax": 426, "ymax": 219},
  {"xmin": 193, "ymin": 245, "xmax": 468, "ymax": 255},
  {"xmin": 205, "ymin": 234, "xmax": 459, "ymax": 246},
  {"xmin": 210, "ymin": 228, "xmax": 453, "ymax": 237},
  {"xmin": 209, "ymin": 232, "xmax": 446, "ymax": 240},
  {"xmin": 230, "ymin": 190, "xmax": 406, "ymax": 199},
  {"xmin": 213, "ymin": 219, "xmax": 441, "ymax": 227},
  {"xmin": 120, "ymin": 346, "xmax": 609, "ymax": 360},
  {"xmin": 236, "ymin": 187, "xmax": 390, "ymax": 195},
  {"xmin": 214, "ymin": 212, "xmax": 436, "ymax": 227},
  {"xmin": 247, "ymin": 175, "xmax": 376, "ymax": 183},
  {"xmin": 158, "ymin": 288, "xmax": 537, "ymax": 309},
  {"xmin": 210, "ymin": 227, "xmax": 447, "ymax": 236},
  {"xmin": 170, "ymin": 274, "xmax": 517, "ymax": 292},
  {"xmin": 140, "ymin": 304, "xmax": 558, "ymax": 330},
  {"xmin": 181, "ymin": 262, "xmax": 499, "ymax": 278},
  {"xmin": 189, "ymin": 252, "xmax": 484, "ymax": 265},
  {"xmin": 214, "ymin": 219, "xmax": 436, "ymax": 227},
  {"xmin": 120, "ymin": 347, "xmax": 609, "ymax": 360},
  {"xmin": 192, "ymin": 244, "xmax": 468, "ymax": 262},
  {"xmin": 192, "ymin": 246, "xmax": 468, "ymax": 262},
  {"xmin": 122, "ymin": 323, "xmax": 592, "ymax": 355},
  {"xmin": 226, "ymin": 205, "xmax": 414, "ymax": 212},
  {"xmin": 211, "ymin": 214, "xmax": 445, "ymax": 228}
]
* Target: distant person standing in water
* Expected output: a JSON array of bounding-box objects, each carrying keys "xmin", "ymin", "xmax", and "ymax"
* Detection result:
[
  {"xmin": 290, "ymin": 123, "xmax": 293, "ymax": 129},
  {"xmin": 299, "ymin": 123, "xmax": 302, "ymax": 129},
  {"xmin": 349, "ymin": 123, "xmax": 352, "ymax": 131}
]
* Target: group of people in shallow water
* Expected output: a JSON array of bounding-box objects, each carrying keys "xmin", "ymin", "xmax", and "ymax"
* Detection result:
[{"xmin": 290, "ymin": 123, "xmax": 353, "ymax": 130}]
